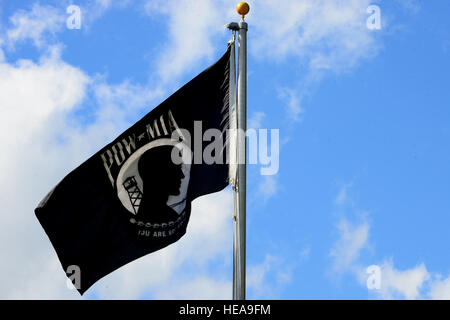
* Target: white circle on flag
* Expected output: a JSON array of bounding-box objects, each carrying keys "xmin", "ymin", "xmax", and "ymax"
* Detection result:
[{"xmin": 116, "ymin": 138, "xmax": 192, "ymax": 215}]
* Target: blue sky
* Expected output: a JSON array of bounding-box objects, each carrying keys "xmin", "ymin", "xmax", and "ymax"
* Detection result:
[{"xmin": 0, "ymin": 0, "xmax": 450, "ymax": 299}]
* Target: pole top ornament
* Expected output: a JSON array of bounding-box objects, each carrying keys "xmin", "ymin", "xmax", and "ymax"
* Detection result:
[{"xmin": 236, "ymin": 2, "xmax": 250, "ymax": 20}]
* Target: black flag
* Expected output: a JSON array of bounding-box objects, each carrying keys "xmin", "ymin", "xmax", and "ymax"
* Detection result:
[{"xmin": 35, "ymin": 46, "xmax": 231, "ymax": 294}]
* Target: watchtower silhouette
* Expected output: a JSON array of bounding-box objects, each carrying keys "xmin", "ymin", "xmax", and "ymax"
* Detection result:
[{"xmin": 123, "ymin": 176, "xmax": 142, "ymax": 214}]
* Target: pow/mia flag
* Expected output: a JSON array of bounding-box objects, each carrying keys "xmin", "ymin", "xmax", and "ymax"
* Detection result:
[{"xmin": 35, "ymin": 46, "xmax": 232, "ymax": 295}]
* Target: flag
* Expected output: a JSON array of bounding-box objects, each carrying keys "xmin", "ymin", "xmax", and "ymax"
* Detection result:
[{"xmin": 35, "ymin": 45, "xmax": 232, "ymax": 295}]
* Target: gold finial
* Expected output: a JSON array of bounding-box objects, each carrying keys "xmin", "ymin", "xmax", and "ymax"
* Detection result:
[{"xmin": 236, "ymin": 2, "xmax": 250, "ymax": 20}]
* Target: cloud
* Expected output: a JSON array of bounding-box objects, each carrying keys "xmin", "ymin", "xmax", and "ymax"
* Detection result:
[
  {"xmin": 0, "ymin": 46, "xmax": 89, "ymax": 300},
  {"xmin": 257, "ymin": 175, "xmax": 278, "ymax": 201},
  {"xmin": 393, "ymin": 0, "xmax": 420, "ymax": 14},
  {"xmin": 144, "ymin": 0, "xmax": 234, "ymax": 83},
  {"xmin": 374, "ymin": 260, "xmax": 430, "ymax": 300},
  {"xmin": 329, "ymin": 183, "xmax": 371, "ymax": 276},
  {"xmin": 248, "ymin": 111, "xmax": 266, "ymax": 130},
  {"xmin": 94, "ymin": 0, "xmax": 114, "ymax": 8},
  {"xmin": 247, "ymin": 254, "xmax": 293, "ymax": 299},
  {"xmin": 6, "ymin": 3, "xmax": 66, "ymax": 48},
  {"xmin": 278, "ymin": 87, "xmax": 304, "ymax": 122},
  {"xmin": 79, "ymin": 0, "xmax": 133, "ymax": 29},
  {"xmin": 429, "ymin": 275, "xmax": 450, "ymax": 300},
  {"xmin": 365, "ymin": 261, "xmax": 450, "ymax": 300},
  {"xmin": 252, "ymin": 0, "xmax": 380, "ymax": 122},
  {"xmin": 335, "ymin": 182, "xmax": 354, "ymax": 206},
  {"xmin": 335, "ymin": 187, "xmax": 348, "ymax": 206},
  {"xmin": 330, "ymin": 218, "xmax": 370, "ymax": 274},
  {"xmin": 1, "ymin": 1, "xmax": 132, "ymax": 52},
  {"xmin": 362, "ymin": 261, "xmax": 450, "ymax": 300},
  {"xmin": 330, "ymin": 184, "xmax": 450, "ymax": 300},
  {"xmin": 0, "ymin": 46, "xmax": 89, "ymax": 168},
  {"xmin": 250, "ymin": 0, "xmax": 379, "ymax": 72}
]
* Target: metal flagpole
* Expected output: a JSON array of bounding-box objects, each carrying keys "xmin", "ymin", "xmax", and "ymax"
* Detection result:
[
  {"xmin": 226, "ymin": 1, "xmax": 249, "ymax": 301},
  {"xmin": 235, "ymin": 2, "xmax": 249, "ymax": 301}
]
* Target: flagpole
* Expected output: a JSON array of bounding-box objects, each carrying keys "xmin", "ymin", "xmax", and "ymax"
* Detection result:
[{"xmin": 235, "ymin": 2, "xmax": 249, "ymax": 301}]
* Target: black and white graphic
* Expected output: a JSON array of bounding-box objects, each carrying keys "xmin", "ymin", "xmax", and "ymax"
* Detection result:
[
  {"xmin": 116, "ymin": 139, "xmax": 192, "ymax": 239},
  {"xmin": 35, "ymin": 45, "xmax": 231, "ymax": 294}
]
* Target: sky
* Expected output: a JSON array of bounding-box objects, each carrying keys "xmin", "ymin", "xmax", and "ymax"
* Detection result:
[{"xmin": 0, "ymin": 0, "xmax": 449, "ymax": 300}]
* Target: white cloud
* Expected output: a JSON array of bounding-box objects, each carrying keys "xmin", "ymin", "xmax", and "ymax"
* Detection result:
[
  {"xmin": 361, "ymin": 261, "xmax": 450, "ymax": 300},
  {"xmin": 257, "ymin": 175, "xmax": 278, "ymax": 201},
  {"xmin": 0, "ymin": 46, "xmax": 89, "ymax": 170},
  {"xmin": 330, "ymin": 186, "xmax": 450, "ymax": 300},
  {"xmin": 79, "ymin": 0, "xmax": 133, "ymax": 29},
  {"xmin": 375, "ymin": 260, "xmax": 430, "ymax": 300},
  {"xmin": 330, "ymin": 218, "xmax": 370, "ymax": 273},
  {"xmin": 335, "ymin": 187, "xmax": 348, "ymax": 206},
  {"xmin": 95, "ymin": 0, "xmax": 114, "ymax": 9},
  {"xmin": 2, "ymin": 1, "xmax": 132, "ymax": 52},
  {"xmin": 250, "ymin": 0, "xmax": 379, "ymax": 72},
  {"xmin": 144, "ymin": 0, "xmax": 234, "ymax": 83},
  {"xmin": 335, "ymin": 182, "xmax": 354, "ymax": 206},
  {"xmin": 365, "ymin": 262, "xmax": 450, "ymax": 300},
  {"xmin": 354, "ymin": 260, "xmax": 450, "ymax": 300},
  {"xmin": 248, "ymin": 111, "xmax": 266, "ymax": 130},
  {"xmin": 330, "ymin": 220, "xmax": 450, "ymax": 300},
  {"xmin": 278, "ymin": 87, "xmax": 304, "ymax": 122},
  {"xmin": 247, "ymin": 254, "xmax": 292, "ymax": 299},
  {"xmin": 429, "ymin": 275, "xmax": 450, "ymax": 300},
  {"xmin": 329, "ymin": 184, "xmax": 370, "ymax": 277},
  {"xmin": 6, "ymin": 3, "xmax": 66, "ymax": 48},
  {"xmin": 0, "ymin": 46, "xmax": 89, "ymax": 300},
  {"xmin": 393, "ymin": 0, "xmax": 420, "ymax": 14}
]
